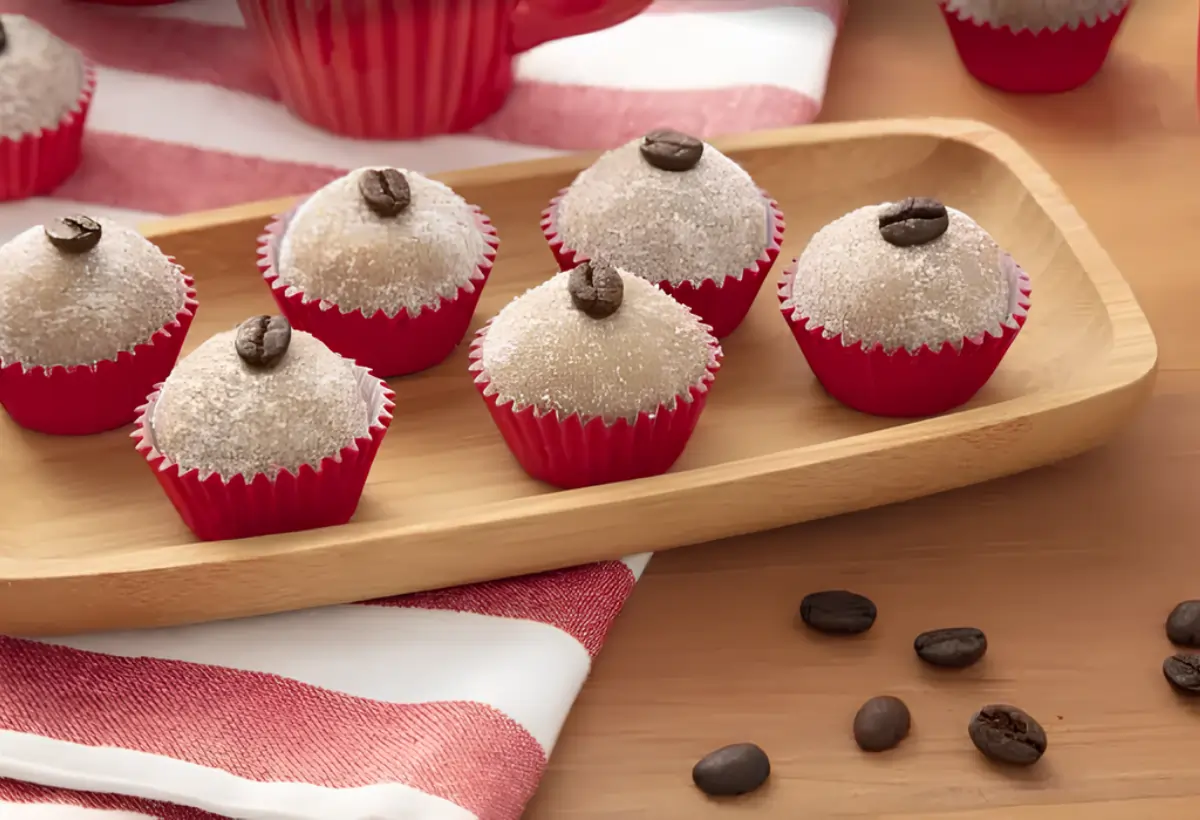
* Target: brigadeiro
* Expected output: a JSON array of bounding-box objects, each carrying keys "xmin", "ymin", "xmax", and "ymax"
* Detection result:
[
  {"xmin": 258, "ymin": 166, "xmax": 499, "ymax": 378},
  {"xmin": 0, "ymin": 216, "xmax": 197, "ymax": 435},
  {"xmin": 133, "ymin": 315, "xmax": 394, "ymax": 541},
  {"xmin": 939, "ymin": 0, "xmax": 1131, "ymax": 93},
  {"xmin": 542, "ymin": 129, "xmax": 785, "ymax": 338},
  {"xmin": 778, "ymin": 197, "xmax": 1031, "ymax": 417},
  {"xmin": 470, "ymin": 260, "xmax": 721, "ymax": 489},
  {"xmin": 0, "ymin": 14, "xmax": 96, "ymax": 200}
]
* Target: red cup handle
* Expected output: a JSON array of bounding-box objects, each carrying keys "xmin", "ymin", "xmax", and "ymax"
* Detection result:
[{"xmin": 510, "ymin": 0, "xmax": 653, "ymax": 53}]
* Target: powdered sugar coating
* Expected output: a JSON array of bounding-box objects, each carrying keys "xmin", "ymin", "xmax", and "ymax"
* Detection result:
[
  {"xmin": 0, "ymin": 15, "xmax": 85, "ymax": 139},
  {"xmin": 0, "ymin": 219, "xmax": 188, "ymax": 368},
  {"xmin": 555, "ymin": 137, "xmax": 770, "ymax": 287},
  {"xmin": 151, "ymin": 328, "xmax": 370, "ymax": 481},
  {"xmin": 944, "ymin": 0, "xmax": 1129, "ymax": 31},
  {"xmin": 478, "ymin": 269, "xmax": 718, "ymax": 423},
  {"xmin": 782, "ymin": 204, "xmax": 1013, "ymax": 353},
  {"xmin": 276, "ymin": 167, "xmax": 490, "ymax": 318}
]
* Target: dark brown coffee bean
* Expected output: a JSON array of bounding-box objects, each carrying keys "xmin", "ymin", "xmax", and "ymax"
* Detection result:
[
  {"xmin": 799, "ymin": 590, "xmax": 876, "ymax": 635},
  {"xmin": 640, "ymin": 128, "xmax": 704, "ymax": 172},
  {"xmin": 914, "ymin": 627, "xmax": 988, "ymax": 668},
  {"xmin": 44, "ymin": 215, "xmax": 102, "ymax": 254},
  {"xmin": 0, "ymin": 19, "xmax": 8, "ymax": 55},
  {"xmin": 234, "ymin": 315, "xmax": 292, "ymax": 369},
  {"xmin": 692, "ymin": 743, "xmax": 770, "ymax": 797},
  {"xmin": 968, "ymin": 705, "xmax": 1047, "ymax": 766},
  {"xmin": 358, "ymin": 167, "xmax": 411, "ymax": 217},
  {"xmin": 567, "ymin": 259, "xmax": 623, "ymax": 319},
  {"xmin": 853, "ymin": 696, "xmax": 911, "ymax": 752},
  {"xmin": 1163, "ymin": 653, "xmax": 1200, "ymax": 694},
  {"xmin": 878, "ymin": 197, "xmax": 949, "ymax": 247},
  {"xmin": 1166, "ymin": 601, "xmax": 1200, "ymax": 647}
]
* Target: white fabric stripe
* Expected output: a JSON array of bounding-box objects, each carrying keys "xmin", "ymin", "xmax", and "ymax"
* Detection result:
[
  {"xmin": 621, "ymin": 553, "xmax": 652, "ymax": 579},
  {"xmin": 129, "ymin": 0, "xmax": 248, "ymax": 27},
  {"xmin": 0, "ymin": 202, "xmax": 158, "ymax": 244},
  {"xmin": 86, "ymin": 67, "xmax": 564, "ymax": 173},
  {"xmin": 517, "ymin": 7, "xmax": 836, "ymax": 97},
  {"xmin": 35, "ymin": 604, "xmax": 591, "ymax": 751},
  {"xmin": 0, "ymin": 733, "xmax": 475, "ymax": 820},
  {"xmin": 0, "ymin": 806, "xmax": 150, "ymax": 820}
]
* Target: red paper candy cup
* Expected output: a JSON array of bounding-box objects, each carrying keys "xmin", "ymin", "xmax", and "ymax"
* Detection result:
[
  {"xmin": 133, "ymin": 368, "xmax": 395, "ymax": 542},
  {"xmin": 258, "ymin": 207, "xmax": 499, "ymax": 379},
  {"xmin": 0, "ymin": 267, "xmax": 198, "ymax": 436},
  {"xmin": 469, "ymin": 323, "xmax": 721, "ymax": 490},
  {"xmin": 939, "ymin": 0, "xmax": 1130, "ymax": 93},
  {"xmin": 0, "ymin": 62, "xmax": 95, "ymax": 202},
  {"xmin": 542, "ymin": 190, "xmax": 785, "ymax": 338},
  {"xmin": 778, "ymin": 254, "xmax": 1032, "ymax": 418}
]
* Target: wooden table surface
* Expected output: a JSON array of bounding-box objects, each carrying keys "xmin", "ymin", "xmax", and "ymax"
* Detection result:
[{"xmin": 524, "ymin": 2, "xmax": 1200, "ymax": 818}]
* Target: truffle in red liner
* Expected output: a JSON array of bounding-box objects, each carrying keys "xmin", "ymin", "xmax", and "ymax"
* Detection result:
[
  {"xmin": 134, "ymin": 316, "xmax": 394, "ymax": 541},
  {"xmin": 543, "ymin": 129, "xmax": 784, "ymax": 338},
  {"xmin": 471, "ymin": 261, "xmax": 721, "ymax": 490},
  {"xmin": 778, "ymin": 197, "xmax": 1031, "ymax": 417},
  {"xmin": 0, "ymin": 15, "xmax": 96, "ymax": 200},
  {"xmin": 939, "ymin": 0, "xmax": 1131, "ymax": 93},
  {"xmin": 262, "ymin": 166, "xmax": 498, "ymax": 378},
  {"xmin": 0, "ymin": 216, "xmax": 197, "ymax": 435}
]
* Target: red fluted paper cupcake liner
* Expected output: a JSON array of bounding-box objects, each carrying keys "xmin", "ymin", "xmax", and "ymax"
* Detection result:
[
  {"xmin": 778, "ymin": 254, "xmax": 1032, "ymax": 418},
  {"xmin": 469, "ymin": 322, "xmax": 721, "ymax": 490},
  {"xmin": 238, "ymin": 0, "xmax": 518, "ymax": 139},
  {"xmin": 0, "ymin": 62, "xmax": 96, "ymax": 202},
  {"xmin": 0, "ymin": 266, "xmax": 198, "ymax": 436},
  {"xmin": 133, "ymin": 368, "xmax": 395, "ymax": 542},
  {"xmin": 541, "ymin": 190, "xmax": 785, "ymax": 338},
  {"xmin": 257, "ymin": 207, "xmax": 499, "ymax": 379},
  {"xmin": 939, "ymin": 1, "xmax": 1130, "ymax": 93}
]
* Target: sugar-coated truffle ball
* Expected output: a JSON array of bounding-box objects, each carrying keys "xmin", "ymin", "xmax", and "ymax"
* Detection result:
[{"xmin": 0, "ymin": 14, "xmax": 86, "ymax": 138}]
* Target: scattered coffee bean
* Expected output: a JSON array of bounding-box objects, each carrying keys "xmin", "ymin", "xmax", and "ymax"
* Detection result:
[
  {"xmin": 853, "ymin": 696, "xmax": 911, "ymax": 752},
  {"xmin": 968, "ymin": 705, "xmax": 1047, "ymax": 766},
  {"xmin": 799, "ymin": 590, "xmax": 877, "ymax": 635},
  {"xmin": 234, "ymin": 315, "xmax": 292, "ymax": 369},
  {"xmin": 640, "ymin": 128, "xmax": 704, "ymax": 172},
  {"xmin": 1163, "ymin": 653, "xmax": 1200, "ymax": 694},
  {"xmin": 1166, "ymin": 601, "xmax": 1200, "ymax": 647},
  {"xmin": 914, "ymin": 627, "xmax": 988, "ymax": 668},
  {"xmin": 877, "ymin": 197, "xmax": 949, "ymax": 247},
  {"xmin": 567, "ymin": 259, "xmax": 623, "ymax": 319},
  {"xmin": 692, "ymin": 743, "xmax": 770, "ymax": 797},
  {"xmin": 358, "ymin": 167, "xmax": 411, "ymax": 217},
  {"xmin": 44, "ymin": 215, "xmax": 102, "ymax": 254}
]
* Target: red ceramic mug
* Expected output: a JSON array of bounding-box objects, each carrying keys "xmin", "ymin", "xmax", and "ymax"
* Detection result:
[{"xmin": 238, "ymin": 0, "xmax": 654, "ymax": 139}]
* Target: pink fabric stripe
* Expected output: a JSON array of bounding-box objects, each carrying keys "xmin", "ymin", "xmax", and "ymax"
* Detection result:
[
  {"xmin": 0, "ymin": 0, "xmax": 276, "ymax": 98},
  {"xmin": 475, "ymin": 82, "xmax": 823, "ymax": 150},
  {"xmin": 57, "ymin": 132, "xmax": 342, "ymax": 214},
  {"xmin": 362, "ymin": 560, "xmax": 637, "ymax": 657},
  {"xmin": 0, "ymin": 637, "xmax": 546, "ymax": 820},
  {"xmin": 0, "ymin": 780, "xmax": 218, "ymax": 819}
]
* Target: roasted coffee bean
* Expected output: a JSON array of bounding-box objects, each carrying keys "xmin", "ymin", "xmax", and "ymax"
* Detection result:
[
  {"xmin": 878, "ymin": 197, "xmax": 949, "ymax": 247},
  {"xmin": 968, "ymin": 705, "xmax": 1047, "ymax": 766},
  {"xmin": 567, "ymin": 259, "xmax": 623, "ymax": 319},
  {"xmin": 914, "ymin": 627, "xmax": 988, "ymax": 668},
  {"xmin": 234, "ymin": 315, "xmax": 292, "ymax": 368},
  {"xmin": 1166, "ymin": 601, "xmax": 1200, "ymax": 647},
  {"xmin": 358, "ymin": 167, "xmax": 411, "ymax": 217},
  {"xmin": 853, "ymin": 696, "xmax": 911, "ymax": 752},
  {"xmin": 799, "ymin": 590, "xmax": 877, "ymax": 635},
  {"xmin": 1163, "ymin": 653, "xmax": 1200, "ymax": 694},
  {"xmin": 44, "ymin": 215, "xmax": 102, "ymax": 254},
  {"xmin": 692, "ymin": 743, "xmax": 770, "ymax": 797},
  {"xmin": 640, "ymin": 128, "xmax": 704, "ymax": 172}
]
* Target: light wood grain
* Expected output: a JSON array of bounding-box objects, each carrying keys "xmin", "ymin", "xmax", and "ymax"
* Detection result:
[
  {"xmin": 523, "ymin": 2, "xmax": 1200, "ymax": 819},
  {"xmin": 0, "ymin": 115, "xmax": 1153, "ymax": 635}
]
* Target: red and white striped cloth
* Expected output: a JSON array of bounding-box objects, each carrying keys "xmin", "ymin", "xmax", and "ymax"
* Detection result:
[{"xmin": 0, "ymin": 1, "xmax": 842, "ymax": 817}]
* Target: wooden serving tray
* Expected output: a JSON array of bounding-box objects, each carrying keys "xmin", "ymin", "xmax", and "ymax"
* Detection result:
[{"xmin": 0, "ymin": 118, "xmax": 1156, "ymax": 635}]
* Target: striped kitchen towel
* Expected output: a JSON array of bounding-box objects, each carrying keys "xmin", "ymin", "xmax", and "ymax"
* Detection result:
[{"xmin": 0, "ymin": 1, "xmax": 841, "ymax": 817}]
